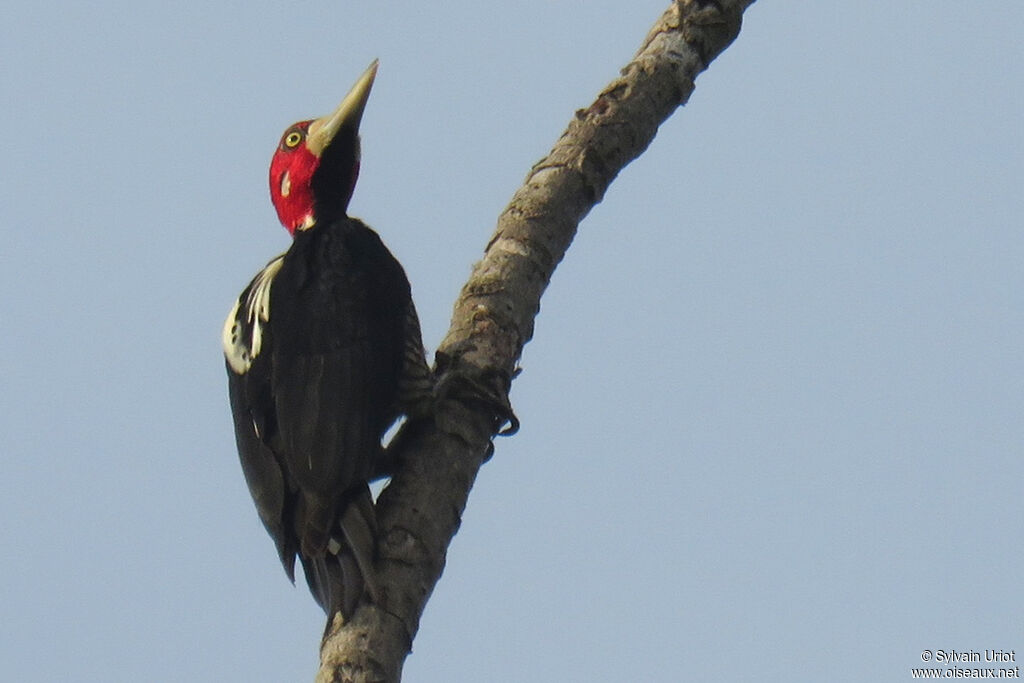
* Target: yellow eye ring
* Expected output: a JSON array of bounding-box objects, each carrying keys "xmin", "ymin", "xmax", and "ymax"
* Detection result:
[{"xmin": 284, "ymin": 130, "xmax": 303, "ymax": 148}]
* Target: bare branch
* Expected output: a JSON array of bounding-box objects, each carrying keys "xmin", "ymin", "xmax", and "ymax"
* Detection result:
[{"xmin": 317, "ymin": 1, "xmax": 755, "ymax": 680}]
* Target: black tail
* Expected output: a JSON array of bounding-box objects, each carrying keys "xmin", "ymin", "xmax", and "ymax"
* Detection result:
[{"xmin": 300, "ymin": 485, "xmax": 379, "ymax": 636}]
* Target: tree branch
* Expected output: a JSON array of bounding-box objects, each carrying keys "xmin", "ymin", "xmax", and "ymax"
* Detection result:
[{"xmin": 316, "ymin": 1, "xmax": 755, "ymax": 680}]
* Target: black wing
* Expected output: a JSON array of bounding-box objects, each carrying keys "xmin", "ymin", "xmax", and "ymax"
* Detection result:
[{"xmin": 223, "ymin": 255, "xmax": 298, "ymax": 579}]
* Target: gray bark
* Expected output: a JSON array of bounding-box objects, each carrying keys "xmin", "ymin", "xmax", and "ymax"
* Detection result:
[{"xmin": 316, "ymin": 1, "xmax": 756, "ymax": 680}]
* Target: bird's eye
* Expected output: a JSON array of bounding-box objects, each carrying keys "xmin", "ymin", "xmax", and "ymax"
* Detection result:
[{"xmin": 284, "ymin": 130, "xmax": 303, "ymax": 149}]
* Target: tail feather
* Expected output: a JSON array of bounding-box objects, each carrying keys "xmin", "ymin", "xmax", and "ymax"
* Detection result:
[
  {"xmin": 300, "ymin": 485, "xmax": 378, "ymax": 632},
  {"xmin": 338, "ymin": 488, "xmax": 379, "ymax": 601}
]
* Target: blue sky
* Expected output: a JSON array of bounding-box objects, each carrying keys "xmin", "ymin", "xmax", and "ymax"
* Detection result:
[{"xmin": 2, "ymin": 2, "xmax": 1021, "ymax": 681}]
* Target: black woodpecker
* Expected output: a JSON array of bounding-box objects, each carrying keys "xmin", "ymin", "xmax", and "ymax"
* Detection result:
[{"xmin": 222, "ymin": 61, "xmax": 430, "ymax": 631}]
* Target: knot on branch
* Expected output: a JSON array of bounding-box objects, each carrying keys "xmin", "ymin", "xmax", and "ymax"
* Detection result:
[
  {"xmin": 679, "ymin": 0, "xmax": 743, "ymax": 65},
  {"xmin": 637, "ymin": 0, "xmax": 744, "ymax": 72}
]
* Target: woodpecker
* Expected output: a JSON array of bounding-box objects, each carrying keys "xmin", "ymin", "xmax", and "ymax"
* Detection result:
[{"xmin": 222, "ymin": 61, "xmax": 430, "ymax": 630}]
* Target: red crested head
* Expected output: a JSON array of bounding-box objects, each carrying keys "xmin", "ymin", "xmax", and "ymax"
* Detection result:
[
  {"xmin": 269, "ymin": 121, "xmax": 319, "ymax": 233},
  {"xmin": 268, "ymin": 61, "xmax": 378, "ymax": 235}
]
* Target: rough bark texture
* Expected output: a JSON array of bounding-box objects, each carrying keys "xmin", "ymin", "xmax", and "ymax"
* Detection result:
[{"xmin": 316, "ymin": 1, "xmax": 755, "ymax": 680}]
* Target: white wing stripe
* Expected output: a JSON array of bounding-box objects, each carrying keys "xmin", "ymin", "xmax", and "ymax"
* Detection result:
[{"xmin": 222, "ymin": 255, "xmax": 285, "ymax": 374}]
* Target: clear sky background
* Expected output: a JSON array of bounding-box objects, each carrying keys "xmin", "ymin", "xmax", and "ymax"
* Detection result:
[{"xmin": 2, "ymin": 2, "xmax": 1021, "ymax": 681}]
